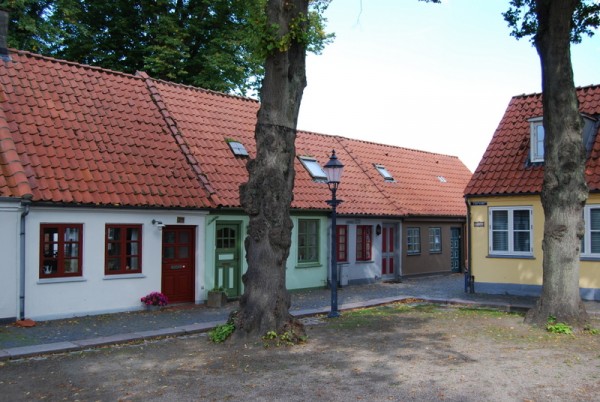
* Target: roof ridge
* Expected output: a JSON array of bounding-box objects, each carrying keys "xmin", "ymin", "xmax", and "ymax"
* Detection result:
[
  {"xmin": 140, "ymin": 73, "xmax": 260, "ymax": 105},
  {"xmin": 299, "ymin": 129, "xmax": 461, "ymax": 160},
  {"xmin": 141, "ymin": 73, "xmax": 222, "ymax": 207},
  {"xmin": 0, "ymin": 104, "xmax": 32, "ymax": 198},
  {"xmin": 9, "ymin": 48, "xmax": 145, "ymax": 81},
  {"xmin": 513, "ymin": 83, "xmax": 600, "ymax": 99}
]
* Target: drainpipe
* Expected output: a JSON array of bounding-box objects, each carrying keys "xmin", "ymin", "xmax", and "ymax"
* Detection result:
[
  {"xmin": 464, "ymin": 198, "xmax": 474, "ymax": 294},
  {"xmin": 19, "ymin": 199, "xmax": 31, "ymax": 320}
]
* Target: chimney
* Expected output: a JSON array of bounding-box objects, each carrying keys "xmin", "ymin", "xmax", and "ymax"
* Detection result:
[{"xmin": 0, "ymin": 9, "xmax": 10, "ymax": 61}]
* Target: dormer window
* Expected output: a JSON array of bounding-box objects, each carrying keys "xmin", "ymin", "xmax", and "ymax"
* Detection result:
[
  {"xmin": 298, "ymin": 156, "xmax": 327, "ymax": 181},
  {"xmin": 227, "ymin": 140, "xmax": 249, "ymax": 157},
  {"xmin": 374, "ymin": 164, "xmax": 394, "ymax": 182},
  {"xmin": 529, "ymin": 115, "xmax": 599, "ymax": 163},
  {"xmin": 529, "ymin": 117, "xmax": 544, "ymax": 163}
]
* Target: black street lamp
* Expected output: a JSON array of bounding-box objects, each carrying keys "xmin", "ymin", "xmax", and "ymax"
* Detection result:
[{"xmin": 323, "ymin": 149, "xmax": 344, "ymax": 318}]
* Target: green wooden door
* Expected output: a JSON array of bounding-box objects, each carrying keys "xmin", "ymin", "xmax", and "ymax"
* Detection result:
[{"xmin": 215, "ymin": 223, "xmax": 241, "ymax": 297}]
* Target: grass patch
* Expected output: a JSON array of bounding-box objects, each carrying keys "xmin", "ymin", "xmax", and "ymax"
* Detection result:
[{"xmin": 456, "ymin": 307, "xmax": 525, "ymax": 318}]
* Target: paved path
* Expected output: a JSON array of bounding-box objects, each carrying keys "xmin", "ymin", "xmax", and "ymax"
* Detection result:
[{"xmin": 1, "ymin": 274, "xmax": 598, "ymax": 360}]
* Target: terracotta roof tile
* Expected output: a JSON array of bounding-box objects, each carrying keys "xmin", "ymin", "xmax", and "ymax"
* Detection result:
[
  {"xmin": 150, "ymin": 77, "xmax": 471, "ymax": 217},
  {"xmin": 466, "ymin": 84, "xmax": 600, "ymax": 196},
  {"xmin": 0, "ymin": 50, "xmax": 216, "ymax": 208}
]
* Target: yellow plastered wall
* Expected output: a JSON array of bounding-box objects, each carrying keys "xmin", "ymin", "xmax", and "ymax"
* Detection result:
[{"xmin": 468, "ymin": 194, "xmax": 600, "ymax": 289}]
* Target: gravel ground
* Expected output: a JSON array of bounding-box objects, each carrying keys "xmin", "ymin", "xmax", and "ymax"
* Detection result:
[{"xmin": 1, "ymin": 302, "xmax": 599, "ymax": 401}]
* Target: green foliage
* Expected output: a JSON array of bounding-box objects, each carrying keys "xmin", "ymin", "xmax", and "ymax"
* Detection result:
[
  {"xmin": 251, "ymin": 0, "xmax": 334, "ymax": 58},
  {"xmin": 261, "ymin": 329, "xmax": 307, "ymax": 347},
  {"xmin": 503, "ymin": 0, "xmax": 600, "ymax": 44},
  {"xmin": 583, "ymin": 324, "xmax": 599, "ymax": 335},
  {"xmin": 546, "ymin": 316, "xmax": 573, "ymax": 335},
  {"xmin": 208, "ymin": 321, "xmax": 235, "ymax": 343}
]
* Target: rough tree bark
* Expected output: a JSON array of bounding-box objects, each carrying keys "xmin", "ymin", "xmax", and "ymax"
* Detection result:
[
  {"xmin": 525, "ymin": 0, "xmax": 589, "ymax": 327},
  {"xmin": 234, "ymin": 0, "xmax": 308, "ymax": 339}
]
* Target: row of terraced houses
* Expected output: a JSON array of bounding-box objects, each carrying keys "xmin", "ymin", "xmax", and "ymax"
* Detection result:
[{"xmin": 1, "ymin": 43, "xmax": 600, "ymax": 322}]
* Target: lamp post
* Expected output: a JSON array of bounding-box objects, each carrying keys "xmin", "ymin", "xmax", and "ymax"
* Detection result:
[{"xmin": 323, "ymin": 149, "xmax": 344, "ymax": 318}]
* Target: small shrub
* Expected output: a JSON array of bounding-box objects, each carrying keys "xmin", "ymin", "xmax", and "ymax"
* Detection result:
[
  {"xmin": 584, "ymin": 325, "xmax": 599, "ymax": 335},
  {"xmin": 546, "ymin": 316, "xmax": 573, "ymax": 335},
  {"xmin": 208, "ymin": 322, "xmax": 235, "ymax": 343}
]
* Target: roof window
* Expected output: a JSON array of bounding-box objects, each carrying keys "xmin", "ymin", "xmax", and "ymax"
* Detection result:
[
  {"xmin": 528, "ymin": 117, "xmax": 544, "ymax": 163},
  {"xmin": 374, "ymin": 164, "xmax": 394, "ymax": 182},
  {"xmin": 298, "ymin": 156, "xmax": 327, "ymax": 181},
  {"xmin": 227, "ymin": 140, "xmax": 249, "ymax": 157},
  {"xmin": 437, "ymin": 176, "xmax": 447, "ymax": 183}
]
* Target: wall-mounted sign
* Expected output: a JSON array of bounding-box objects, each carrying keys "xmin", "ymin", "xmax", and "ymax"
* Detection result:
[
  {"xmin": 177, "ymin": 216, "xmax": 185, "ymax": 223},
  {"xmin": 470, "ymin": 201, "xmax": 487, "ymax": 206},
  {"xmin": 474, "ymin": 221, "xmax": 485, "ymax": 228}
]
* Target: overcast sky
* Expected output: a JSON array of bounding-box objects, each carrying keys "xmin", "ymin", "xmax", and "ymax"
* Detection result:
[{"xmin": 297, "ymin": 0, "xmax": 600, "ymax": 172}]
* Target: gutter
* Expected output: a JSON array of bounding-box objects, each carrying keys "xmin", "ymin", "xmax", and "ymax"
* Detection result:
[{"xmin": 19, "ymin": 198, "xmax": 31, "ymax": 320}]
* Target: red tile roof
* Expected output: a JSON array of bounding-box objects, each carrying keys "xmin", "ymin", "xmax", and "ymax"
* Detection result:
[
  {"xmin": 151, "ymin": 78, "xmax": 471, "ymax": 216},
  {"xmin": 0, "ymin": 50, "xmax": 216, "ymax": 208},
  {"xmin": 465, "ymin": 84, "xmax": 600, "ymax": 196},
  {"xmin": 0, "ymin": 50, "xmax": 471, "ymax": 217}
]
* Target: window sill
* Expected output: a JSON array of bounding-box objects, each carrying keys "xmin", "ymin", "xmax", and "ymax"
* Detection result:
[
  {"xmin": 429, "ymin": 251, "xmax": 442, "ymax": 254},
  {"xmin": 295, "ymin": 263, "xmax": 322, "ymax": 269},
  {"xmin": 580, "ymin": 256, "xmax": 600, "ymax": 261},
  {"xmin": 355, "ymin": 260, "xmax": 374, "ymax": 264},
  {"xmin": 103, "ymin": 273, "xmax": 146, "ymax": 280},
  {"xmin": 37, "ymin": 277, "xmax": 86, "ymax": 285},
  {"xmin": 486, "ymin": 254, "xmax": 535, "ymax": 259},
  {"xmin": 407, "ymin": 253, "xmax": 421, "ymax": 256}
]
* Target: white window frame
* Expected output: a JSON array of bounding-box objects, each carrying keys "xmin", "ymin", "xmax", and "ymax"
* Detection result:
[
  {"xmin": 529, "ymin": 117, "xmax": 544, "ymax": 163},
  {"xmin": 488, "ymin": 207, "xmax": 533, "ymax": 256},
  {"xmin": 374, "ymin": 164, "xmax": 394, "ymax": 182},
  {"xmin": 407, "ymin": 227, "xmax": 421, "ymax": 255},
  {"xmin": 298, "ymin": 156, "xmax": 327, "ymax": 181},
  {"xmin": 428, "ymin": 227, "xmax": 441, "ymax": 253},
  {"xmin": 582, "ymin": 205, "xmax": 600, "ymax": 258}
]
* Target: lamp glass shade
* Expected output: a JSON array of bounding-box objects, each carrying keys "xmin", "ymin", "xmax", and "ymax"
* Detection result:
[{"xmin": 323, "ymin": 150, "xmax": 344, "ymax": 183}]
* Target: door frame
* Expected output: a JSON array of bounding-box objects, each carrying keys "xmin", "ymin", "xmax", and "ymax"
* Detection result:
[
  {"xmin": 214, "ymin": 221, "xmax": 243, "ymax": 298},
  {"xmin": 160, "ymin": 225, "xmax": 196, "ymax": 303}
]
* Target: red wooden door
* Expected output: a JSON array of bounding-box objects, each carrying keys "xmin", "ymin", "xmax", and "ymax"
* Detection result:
[
  {"xmin": 161, "ymin": 226, "xmax": 195, "ymax": 303},
  {"xmin": 381, "ymin": 224, "xmax": 395, "ymax": 277}
]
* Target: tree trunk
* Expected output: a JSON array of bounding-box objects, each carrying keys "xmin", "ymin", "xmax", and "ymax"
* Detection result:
[
  {"xmin": 234, "ymin": 0, "xmax": 308, "ymax": 339},
  {"xmin": 525, "ymin": 0, "xmax": 589, "ymax": 327}
]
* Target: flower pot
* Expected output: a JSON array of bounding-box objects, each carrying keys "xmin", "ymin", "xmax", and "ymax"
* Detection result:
[{"xmin": 207, "ymin": 291, "xmax": 228, "ymax": 308}]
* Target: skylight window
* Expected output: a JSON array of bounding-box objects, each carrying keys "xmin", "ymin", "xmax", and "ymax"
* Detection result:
[
  {"xmin": 437, "ymin": 176, "xmax": 447, "ymax": 183},
  {"xmin": 228, "ymin": 140, "xmax": 249, "ymax": 157},
  {"xmin": 374, "ymin": 164, "xmax": 394, "ymax": 182},
  {"xmin": 298, "ymin": 156, "xmax": 327, "ymax": 181},
  {"xmin": 528, "ymin": 117, "xmax": 544, "ymax": 163}
]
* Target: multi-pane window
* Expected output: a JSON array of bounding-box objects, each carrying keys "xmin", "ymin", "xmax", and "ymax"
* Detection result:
[
  {"xmin": 407, "ymin": 227, "xmax": 421, "ymax": 255},
  {"xmin": 105, "ymin": 225, "xmax": 142, "ymax": 274},
  {"xmin": 40, "ymin": 224, "xmax": 83, "ymax": 278},
  {"xmin": 489, "ymin": 207, "xmax": 532, "ymax": 255},
  {"xmin": 356, "ymin": 225, "xmax": 372, "ymax": 261},
  {"xmin": 336, "ymin": 225, "xmax": 348, "ymax": 262},
  {"xmin": 582, "ymin": 206, "xmax": 600, "ymax": 257},
  {"xmin": 429, "ymin": 227, "xmax": 442, "ymax": 253},
  {"xmin": 298, "ymin": 219, "xmax": 319, "ymax": 263}
]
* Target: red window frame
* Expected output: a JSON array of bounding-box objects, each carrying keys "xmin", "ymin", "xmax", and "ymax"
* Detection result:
[
  {"xmin": 40, "ymin": 224, "xmax": 83, "ymax": 278},
  {"xmin": 105, "ymin": 224, "xmax": 143, "ymax": 275},
  {"xmin": 356, "ymin": 225, "xmax": 373, "ymax": 261},
  {"xmin": 336, "ymin": 225, "xmax": 348, "ymax": 262}
]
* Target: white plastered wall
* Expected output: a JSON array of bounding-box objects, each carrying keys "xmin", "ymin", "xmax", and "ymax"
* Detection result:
[
  {"xmin": 0, "ymin": 200, "xmax": 21, "ymax": 321},
  {"xmin": 23, "ymin": 207, "xmax": 207, "ymax": 321}
]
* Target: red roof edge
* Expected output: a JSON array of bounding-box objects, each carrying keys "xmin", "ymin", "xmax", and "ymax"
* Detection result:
[{"xmin": 0, "ymin": 106, "xmax": 33, "ymax": 198}]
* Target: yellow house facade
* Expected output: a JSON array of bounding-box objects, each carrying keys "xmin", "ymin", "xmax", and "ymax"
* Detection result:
[
  {"xmin": 467, "ymin": 194, "xmax": 600, "ymax": 300},
  {"xmin": 465, "ymin": 85, "xmax": 600, "ymax": 301}
]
